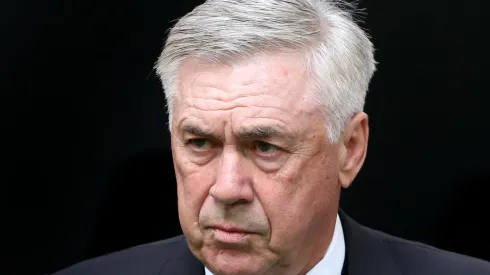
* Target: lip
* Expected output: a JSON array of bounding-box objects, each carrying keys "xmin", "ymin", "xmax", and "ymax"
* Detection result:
[
  {"xmin": 209, "ymin": 225, "xmax": 254, "ymax": 244},
  {"xmin": 212, "ymin": 225, "xmax": 252, "ymax": 234}
]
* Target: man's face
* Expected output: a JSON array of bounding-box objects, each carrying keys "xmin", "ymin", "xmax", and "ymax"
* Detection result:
[{"xmin": 171, "ymin": 54, "xmax": 348, "ymax": 275}]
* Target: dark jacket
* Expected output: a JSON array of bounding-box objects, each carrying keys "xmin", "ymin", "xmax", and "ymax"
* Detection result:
[{"xmin": 53, "ymin": 211, "xmax": 490, "ymax": 275}]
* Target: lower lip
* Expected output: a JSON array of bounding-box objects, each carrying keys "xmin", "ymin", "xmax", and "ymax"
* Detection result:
[{"xmin": 213, "ymin": 228, "xmax": 250, "ymax": 243}]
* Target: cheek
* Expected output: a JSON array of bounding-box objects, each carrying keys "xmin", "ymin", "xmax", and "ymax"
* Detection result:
[
  {"xmin": 295, "ymin": 154, "xmax": 340, "ymax": 211},
  {"xmin": 255, "ymin": 171, "xmax": 309, "ymax": 249},
  {"xmin": 256, "ymin": 154, "xmax": 339, "ymax": 249},
  {"xmin": 176, "ymin": 166, "xmax": 211, "ymax": 209},
  {"xmin": 257, "ymin": 185, "xmax": 313, "ymax": 254},
  {"xmin": 173, "ymin": 146, "xmax": 216, "ymax": 228}
]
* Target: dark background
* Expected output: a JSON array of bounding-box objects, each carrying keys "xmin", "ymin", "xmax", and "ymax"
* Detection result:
[{"xmin": 3, "ymin": 0, "xmax": 490, "ymax": 274}]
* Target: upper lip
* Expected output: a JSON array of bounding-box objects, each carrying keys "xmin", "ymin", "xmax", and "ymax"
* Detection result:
[{"xmin": 211, "ymin": 224, "xmax": 253, "ymax": 234}]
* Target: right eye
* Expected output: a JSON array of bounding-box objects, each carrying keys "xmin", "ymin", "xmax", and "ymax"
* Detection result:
[{"xmin": 188, "ymin": 138, "xmax": 212, "ymax": 150}]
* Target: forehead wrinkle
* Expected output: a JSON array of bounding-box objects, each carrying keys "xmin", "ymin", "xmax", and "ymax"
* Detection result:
[
  {"xmin": 176, "ymin": 55, "xmax": 318, "ymax": 141},
  {"xmin": 181, "ymin": 61, "xmax": 306, "ymax": 102},
  {"xmin": 186, "ymin": 83, "xmax": 274, "ymax": 105},
  {"xmin": 184, "ymin": 98, "xmax": 294, "ymax": 114},
  {"xmin": 177, "ymin": 70, "xmax": 203, "ymax": 103},
  {"xmin": 183, "ymin": 87, "xmax": 307, "ymax": 113}
]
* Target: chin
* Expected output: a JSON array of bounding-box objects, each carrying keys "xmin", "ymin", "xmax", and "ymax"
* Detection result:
[{"xmin": 203, "ymin": 247, "xmax": 269, "ymax": 275}]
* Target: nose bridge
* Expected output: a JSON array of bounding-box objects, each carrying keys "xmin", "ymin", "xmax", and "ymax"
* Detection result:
[
  {"xmin": 217, "ymin": 145, "xmax": 243, "ymax": 186},
  {"xmin": 210, "ymin": 145, "xmax": 253, "ymax": 204}
]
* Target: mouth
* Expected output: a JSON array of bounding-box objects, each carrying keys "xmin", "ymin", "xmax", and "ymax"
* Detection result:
[{"xmin": 209, "ymin": 225, "xmax": 254, "ymax": 244}]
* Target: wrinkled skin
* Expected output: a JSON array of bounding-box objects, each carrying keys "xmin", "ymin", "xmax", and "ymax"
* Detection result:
[{"xmin": 170, "ymin": 54, "xmax": 369, "ymax": 275}]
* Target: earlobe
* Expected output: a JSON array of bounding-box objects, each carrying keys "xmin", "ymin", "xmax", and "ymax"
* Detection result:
[{"xmin": 338, "ymin": 112, "xmax": 369, "ymax": 189}]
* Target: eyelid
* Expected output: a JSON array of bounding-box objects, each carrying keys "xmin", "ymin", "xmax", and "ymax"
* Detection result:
[
  {"xmin": 184, "ymin": 136, "xmax": 209, "ymax": 144},
  {"xmin": 251, "ymin": 141, "xmax": 281, "ymax": 156},
  {"xmin": 258, "ymin": 141, "xmax": 278, "ymax": 150},
  {"xmin": 253, "ymin": 140, "xmax": 279, "ymax": 147},
  {"xmin": 186, "ymin": 137, "xmax": 213, "ymax": 150}
]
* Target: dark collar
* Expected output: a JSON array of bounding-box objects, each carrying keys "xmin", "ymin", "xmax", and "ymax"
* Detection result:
[
  {"xmin": 158, "ymin": 238, "xmax": 204, "ymax": 275},
  {"xmin": 162, "ymin": 210, "xmax": 401, "ymax": 275},
  {"xmin": 339, "ymin": 209, "xmax": 401, "ymax": 275}
]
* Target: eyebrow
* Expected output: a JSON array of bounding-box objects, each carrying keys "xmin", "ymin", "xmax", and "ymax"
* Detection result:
[
  {"xmin": 180, "ymin": 124, "xmax": 225, "ymax": 141},
  {"xmin": 237, "ymin": 125, "xmax": 292, "ymax": 141},
  {"xmin": 180, "ymin": 124, "xmax": 292, "ymax": 141}
]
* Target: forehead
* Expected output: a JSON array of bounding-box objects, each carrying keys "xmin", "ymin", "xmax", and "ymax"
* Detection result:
[
  {"xmin": 173, "ymin": 54, "xmax": 322, "ymax": 135},
  {"xmin": 178, "ymin": 54, "xmax": 312, "ymax": 97}
]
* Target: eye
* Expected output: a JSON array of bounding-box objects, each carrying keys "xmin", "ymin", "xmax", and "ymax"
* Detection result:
[
  {"xmin": 252, "ymin": 141, "xmax": 279, "ymax": 154},
  {"xmin": 188, "ymin": 138, "xmax": 212, "ymax": 150}
]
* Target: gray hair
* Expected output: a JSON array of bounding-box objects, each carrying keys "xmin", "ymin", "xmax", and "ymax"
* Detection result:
[{"xmin": 155, "ymin": 0, "xmax": 376, "ymax": 142}]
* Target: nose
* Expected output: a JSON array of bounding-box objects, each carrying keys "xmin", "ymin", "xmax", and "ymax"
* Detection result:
[{"xmin": 209, "ymin": 147, "xmax": 254, "ymax": 205}]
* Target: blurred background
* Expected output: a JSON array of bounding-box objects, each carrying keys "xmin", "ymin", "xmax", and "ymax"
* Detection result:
[{"xmin": 2, "ymin": 0, "xmax": 490, "ymax": 274}]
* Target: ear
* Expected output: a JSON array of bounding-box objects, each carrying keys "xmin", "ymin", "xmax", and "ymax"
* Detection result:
[{"xmin": 338, "ymin": 112, "xmax": 369, "ymax": 189}]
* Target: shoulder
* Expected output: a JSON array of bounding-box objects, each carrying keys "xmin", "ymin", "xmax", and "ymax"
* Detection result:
[
  {"xmin": 52, "ymin": 235, "xmax": 187, "ymax": 275},
  {"xmin": 369, "ymin": 228, "xmax": 490, "ymax": 275}
]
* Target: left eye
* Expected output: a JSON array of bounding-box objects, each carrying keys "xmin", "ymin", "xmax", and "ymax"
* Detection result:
[{"xmin": 253, "ymin": 141, "xmax": 278, "ymax": 154}]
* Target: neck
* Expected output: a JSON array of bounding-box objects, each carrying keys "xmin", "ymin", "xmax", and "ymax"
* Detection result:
[{"xmin": 297, "ymin": 212, "xmax": 338, "ymax": 275}]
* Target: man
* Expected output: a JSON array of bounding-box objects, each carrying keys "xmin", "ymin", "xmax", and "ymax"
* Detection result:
[{"xmin": 54, "ymin": 0, "xmax": 490, "ymax": 274}]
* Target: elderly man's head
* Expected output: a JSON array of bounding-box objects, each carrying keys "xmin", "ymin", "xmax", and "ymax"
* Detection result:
[{"xmin": 155, "ymin": 0, "xmax": 376, "ymax": 274}]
